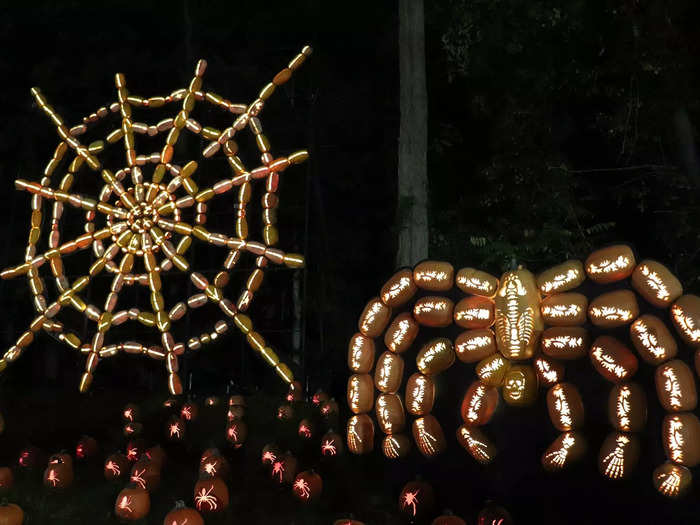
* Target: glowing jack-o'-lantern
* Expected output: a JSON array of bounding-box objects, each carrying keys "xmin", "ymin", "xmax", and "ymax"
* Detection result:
[
  {"xmin": 406, "ymin": 373, "xmax": 435, "ymax": 415},
  {"xmin": 165, "ymin": 416, "xmax": 186, "ymax": 442},
  {"xmin": 477, "ymin": 502, "xmax": 514, "ymax": 525},
  {"xmin": 270, "ymin": 453, "xmax": 298, "ymax": 485},
  {"xmin": 75, "ymin": 435, "xmax": 98, "ymax": 461},
  {"xmin": 374, "ymin": 351, "xmax": 404, "ymax": 393},
  {"xmin": 348, "ymin": 333, "xmax": 375, "ymax": 373},
  {"xmin": 630, "ymin": 314, "xmax": 677, "ymax": 365},
  {"xmin": 494, "ymin": 268, "xmax": 543, "ymax": 360},
  {"xmin": 540, "ymin": 293, "xmax": 588, "ymax": 326},
  {"xmin": 662, "ymin": 413, "xmax": 700, "ymax": 467},
  {"xmin": 455, "ymin": 328, "xmax": 497, "ymax": 363},
  {"xmin": 454, "ymin": 296, "xmax": 495, "ymax": 329},
  {"xmin": 653, "ymin": 462, "xmax": 692, "ymax": 499},
  {"xmin": 598, "ymin": 432, "xmax": 640, "ymax": 480},
  {"xmin": 502, "ymin": 364, "xmax": 537, "ymax": 406},
  {"xmin": 588, "ymin": 290, "xmax": 639, "ymax": 328},
  {"xmin": 412, "ymin": 414, "xmax": 446, "ymax": 458},
  {"xmin": 399, "ymin": 480, "xmax": 435, "ymax": 521},
  {"xmin": 122, "ymin": 403, "xmax": 140, "ymax": 423},
  {"xmin": 17, "ymin": 446, "xmax": 43, "ymax": 470},
  {"xmin": 228, "ymin": 404, "xmax": 245, "ymax": 421},
  {"xmin": 312, "ymin": 389, "xmax": 329, "ymax": 407},
  {"xmin": 199, "ymin": 451, "xmax": 230, "ymax": 480},
  {"xmin": 384, "ymin": 313, "xmax": 419, "ymax": 353},
  {"xmin": 456, "ymin": 424, "xmax": 497, "ymax": 464},
  {"xmin": 456, "ymin": 267, "xmax": 499, "ymax": 297},
  {"xmin": 298, "ymin": 418, "xmax": 314, "ymax": 440},
  {"xmin": 414, "ymin": 261, "xmax": 454, "ymax": 291},
  {"xmin": 534, "ymin": 356, "xmax": 565, "ymax": 387},
  {"xmin": 655, "ymin": 359, "xmax": 697, "ymax": 412},
  {"xmin": 546, "ymin": 383, "xmax": 584, "ymax": 431},
  {"xmin": 104, "ymin": 452, "xmax": 129, "ymax": 481},
  {"xmin": 226, "ymin": 420, "xmax": 248, "ymax": 448},
  {"xmin": 461, "ymin": 380, "xmax": 499, "ymax": 426},
  {"xmin": 347, "ymin": 374, "xmax": 374, "ymax": 413},
  {"xmin": 320, "ymin": 398, "xmax": 339, "ymax": 418},
  {"xmin": 589, "ymin": 336, "xmax": 638, "ymax": 383},
  {"xmin": 376, "ymin": 393, "xmax": 405, "ymax": 434},
  {"xmin": 123, "ymin": 422, "xmax": 143, "ymax": 438},
  {"xmin": 194, "ymin": 475, "xmax": 229, "ymax": 514},
  {"xmin": 145, "ymin": 445, "xmax": 167, "ymax": 470},
  {"xmin": 413, "ymin": 296, "xmax": 454, "ymax": 327},
  {"xmin": 0, "ymin": 502, "xmax": 23, "ymax": 525},
  {"xmin": 541, "ymin": 326, "xmax": 589, "ymax": 360},
  {"xmin": 537, "ymin": 260, "xmax": 585, "ymax": 295},
  {"xmin": 130, "ymin": 459, "xmax": 161, "ymax": 492},
  {"xmin": 476, "ymin": 354, "xmax": 510, "ymax": 387},
  {"xmin": 671, "ymin": 294, "xmax": 700, "ymax": 346},
  {"xmin": 542, "ymin": 431, "xmax": 586, "ymax": 471},
  {"xmin": 115, "ymin": 483, "xmax": 150, "ymax": 521},
  {"xmin": 417, "ymin": 338, "xmax": 455, "ymax": 375},
  {"xmin": 381, "ymin": 268, "xmax": 418, "ymax": 307},
  {"xmin": 181, "ymin": 401, "xmax": 199, "ymax": 422},
  {"xmin": 163, "ymin": 501, "xmax": 204, "ymax": 525},
  {"xmin": 320, "ymin": 430, "xmax": 344, "ymax": 457},
  {"xmin": 608, "ymin": 382, "xmax": 647, "ymax": 432},
  {"xmin": 0, "ymin": 466, "xmax": 14, "ymax": 492},
  {"xmin": 585, "ymin": 244, "xmax": 635, "ymax": 284},
  {"xmin": 347, "ymin": 414, "xmax": 374, "ymax": 455},
  {"xmin": 276, "ymin": 403, "xmax": 294, "ymax": 421},
  {"xmin": 382, "ymin": 434, "xmax": 412, "ymax": 459},
  {"xmin": 358, "ymin": 298, "xmax": 392, "ymax": 338},
  {"xmin": 44, "ymin": 453, "xmax": 74, "ymax": 490},
  {"xmin": 292, "ymin": 470, "xmax": 322, "ymax": 503},
  {"xmin": 262, "ymin": 443, "xmax": 280, "ymax": 467},
  {"xmin": 287, "ymin": 380, "xmax": 304, "ymax": 402},
  {"xmin": 631, "ymin": 260, "xmax": 682, "ymax": 308}
]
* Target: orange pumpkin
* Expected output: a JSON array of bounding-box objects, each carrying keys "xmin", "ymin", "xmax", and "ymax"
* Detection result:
[
  {"xmin": 598, "ymin": 432, "xmax": 640, "ymax": 479},
  {"xmin": 399, "ymin": 480, "xmax": 435, "ymax": 521},
  {"xmin": 320, "ymin": 430, "xmax": 344, "ymax": 457},
  {"xmin": 384, "ymin": 313, "xmax": 419, "ymax": 353},
  {"xmin": 630, "ymin": 314, "xmax": 677, "ymax": 365},
  {"xmin": 380, "ymin": 268, "xmax": 418, "ymax": 307},
  {"xmin": 671, "ymin": 294, "xmax": 700, "ymax": 346},
  {"xmin": 585, "ymin": 244, "xmax": 636, "ymax": 284},
  {"xmin": 347, "ymin": 374, "xmax": 374, "ymax": 414},
  {"xmin": 413, "ymin": 260, "xmax": 454, "ymax": 291},
  {"xmin": 653, "ymin": 462, "xmax": 692, "ymax": 498},
  {"xmin": 541, "ymin": 326, "xmax": 589, "ymax": 360},
  {"xmin": 312, "ymin": 389, "xmax": 329, "ymax": 407},
  {"xmin": 130, "ymin": 459, "xmax": 161, "ymax": 491},
  {"xmin": 261, "ymin": 443, "xmax": 280, "ymax": 466},
  {"xmin": 461, "ymin": 380, "xmax": 499, "ymax": 426},
  {"xmin": 75, "ymin": 435, "xmax": 98, "ymax": 461},
  {"xmin": 456, "ymin": 267, "xmax": 499, "ymax": 297},
  {"xmin": 180, "ymin": 401, "xmax": 199, "ymax": 422},
  {"xmin": 413, "ymin": 296, "xmax": 454, "ymax": 327},
  {"xmin": 270, "ymin": 452, "xmax": 298, "ymax": 485},
  {"xmin": 204, "ymin": 396, "xmax": 221, "ymax": 407},
  {"xmin": 145, "ymin": 445, "xmax": 167, "ymax": 470},
  {"xmin": 44, "ymin": 454, "xmax": 74, "ymax": 490},
  {"xmin": 276, "ymin": 403, "xmax": 294, "ymax": 421},
  {"xmin": 589, "ymin": 336, "xmax": 638, "ymax": 383},
  {"xmin": 228, "ymin": 395, "xmax": 246, "ymax": 407},
  {"xmin": 608, "ymin": 382, "xmax": 647, "ymax": 432},
  {"xmin": 165, "ymin": 416, "xmax": 186, "ymax": 442},
  {"xmin": 194, "ymin": 475, "xmax": 229, "ymax": 513},
  {"xmin": 347, "ymin": 414, "xmax": 374, "ymax": 454},
  {"xmin": 374, "ymin": 352, "xmax": 404, "ymax": 393},
  {"xmin": 588, "ymin": 290, "xmax": 639, "ymax": 328},
  {"xmin": 227, "ymin": 405, "xmax": 245, "ymax": 421},
  {"xmin": 115, "ymin": 483, "xmax": 151, "ymax": 520},
  {"xmin": 382, "ymin": 434, "xmax": 412, "ymax": 459},
  {"xmin": 320, "ymin": 399, "xmax": 339, "ymax": 418},
  {"xmin": 541, "ymin": 431, "xmax": 586, "ymax": 471},
  {"xmin": 199, "ymin": 451, "xmax": 230, "ymax": 479},
  {"xmin": 0, "ymin": 502, "xmax": 23, "ymax": 525},
  {"xmin": 662, "ymin": 413, "xmax": 700, "ymax": 467},
  {"xmin": 540, "ymin": 293, "xmax": 588, "ymax": 326},
  {"xmin": 494, "ymin": 268, "xmax": 543, "ymax": 360},
  {"xmin": 17, "ymin": 446, "xmax": 43, "ymax": 470},
  {"xmin": 537, "ymin": 259, "xmax": 585, "ymax": 295},
  {"xmin": 123, "ymin": 422, "xmax": 143, "ymax": 438},
  {"xmin": 534, "ymin": 356, "xmax": 565, "ymax": 387},
  {"xmin": 347, "ymin": 333, "xmax": 375, "ymax": 373},
  {"xmin": 631, "ymin": 260, "xmax": 682, "ymax": 308},
  {"xmin": 163, "ymin": 501, "xmax": 204, "ymax": 525},
  {"xmin": 412, "ymin": 415, "xmax": 446, "ymax": 458},
  {"xmin": 455, "ymin": 329, "xmax": 497, "ymax": 363},
  {"xmin": 0, "ymin": 467, "xmax": 14, "ymax": 492},
  {"xmin": 376, "ymin": 393, "xmax": 405, "ymax": 434},
  {"xmin": 456, "ymin": 424, "xmax": 497, "ymax": 464},
  {"xmin": 405, "ymin": 373, "xmax": 435, "ymax": 416},
  {"xmin": 292, "ymin": 470, "xmax": 322, "ymax": 502},
  {"xmin": 104, "ymin": 452, "xmax": 129, "ymax": 481},
  {"xmin": 298, "ymin": 418, "xmax": 314, "ymax": 440},
  {"xmin": 655, "ymin": 359, "xmax": 697, "ymax": 412},
  {"xmin": 358, "ymin": 297, "xmax": 392, "ymax": 337},
  {"xmin": 416, "ymin": 338, "xmax": 455, "ymax": 375},
  {"xmin": 225, "ymin": 420, "xmax": 248, "ymax": 448},
  {"xmin": 502, "ymin": 364, "xmax": 538, "ymax": 406},
  {"xmin": 122, "ymin": 403, "xmax": 140, "ymax": 422},
  {"xmin": 125, "ymin": 439, "xmax": 146, "ymax": 463},
  {"xmin": 453, "ymin": 296, "xmax": 495, "ymax": 329},
  {"xmin": 546, "ymin": 383, "xmax": 584, "ymax": 431}
]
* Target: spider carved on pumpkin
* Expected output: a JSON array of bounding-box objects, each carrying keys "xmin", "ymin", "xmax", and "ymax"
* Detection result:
[{"xmin": 346, "ymin": 245, "xmax": 700, "ymax": 499}]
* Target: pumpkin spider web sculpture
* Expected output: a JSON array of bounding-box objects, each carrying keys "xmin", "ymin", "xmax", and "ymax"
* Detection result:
[{"xmin": 0, "ymin": 46, "xmax": 312, "ymax": 394}]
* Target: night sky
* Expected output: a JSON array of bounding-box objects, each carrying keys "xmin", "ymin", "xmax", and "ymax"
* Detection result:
[{"xmin": 1, "ymin": 1, "xmax": 700, "ymax": 523}]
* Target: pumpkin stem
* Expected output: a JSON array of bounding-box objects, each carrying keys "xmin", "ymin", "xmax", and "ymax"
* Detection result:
[{"xmin": 174, "ymin": 500, "xmax": 186, "ymax": 509}]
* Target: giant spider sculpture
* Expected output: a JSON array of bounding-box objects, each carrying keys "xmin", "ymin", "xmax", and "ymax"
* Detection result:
[{"xmin": 345, "ymin": 244, "xmax": 700, "ymax": 498}]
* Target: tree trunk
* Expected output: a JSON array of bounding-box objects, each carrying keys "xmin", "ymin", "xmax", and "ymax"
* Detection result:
[{"xmin": 397, "ymin": 0, "xmax": 429, "ymax": 267}]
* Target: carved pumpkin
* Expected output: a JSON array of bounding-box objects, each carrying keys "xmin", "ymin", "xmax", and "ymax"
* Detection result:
[
  {"xmin": 671, "ymin": 294, "xmax": 700, "ymax": 346},
  {"xmin": 104, "ymin": 452, "xmax": 129, "ymax": 481},
  {"xmin": 405, "ymin": 373, "xmax": 435, "ymax": 416},
  {"xmin": 292, "ymin": 470, "xmax": 322, "ymax": 502},
  {"xmin": 373, "ymin": 352, "xmax": 403, "ymax": 394},
  {"xmin": 43, "ymin": 455, "xmax": 73, "ymax": 490},
  {"xmin": 163, "ymin": 501, "xmax": 204, "ymax": 525},
  {"xmin": 585, "ymin": 244, "xmax": 636, "ymax": 284},
  {"xmin": 348, "ymin": 333, "xmax": 375, "ymax": 373},
  {"xmin": 461, "ymin": 380, "xmax": 499, "ymax": 426},
  {"xmin": 276, "ymin": 403, "xmax": 294, "ymax": 421},
  {"xmin": 412, "ymin": 415, "xmax": 446, "ymax": 458},
  {"xmin": 347, "ymin": 414, "xmax": 374, "ymax": 454},
  {"xmin": 630, "ymin": 314, "xmax": 678, "ymax": 365},
  {"xmin": 381, "ymin": 268, "xmax": 418, "ymax": 307},
  {"xmin": 125, "ymin": 439, "xmax": 146, "ymax": 463},
  {"xmin": 0, "ymin": 467, "xmax": 14, "ymax": 492},
  {"xmin": 541, "ymin": 326, "xmax": 589, "ymax": 360},
  {"xmin": 417, "ymin": 338, "xmax": 455, "ymax": 375},
  {"xmin": 165, "ymin": 416, "xmax": 186, "ymax": 442},
  {"xmin": 382, "ymin": 434, "xmax": 412, "ymax": 459},
  {"xmin": 261, "ymin": 443, "xmax": 280, "ymax": 466},
  {"xmin": 455, "ymin": 328, "xmax": 497, "ymax": 363},
  {"xmin": 399, "ymin": 480, "xmax": 435, "ymax": 521},
  {"xmin": 662, "ymin": 413, "xmax": 700, "ymax": 467},
  {"xmin": 347, "ymin": 374, "xmax": 374, "ymax": 414},
  {"xmin": 75, "ymin": 435, "xmax": 98, "ymax": 461},
  {"xmin": 123, "ymin": 422, "xmax": 143, "ymax": 437},
  {"xmin": 477, "ymin": 502, "xmax": 514, "ymax": 525},
  {"xmin": 546, "ymin": 383, "xmax": 584, "ymax": 431},
  {"xmin": 320, "ymin": 430, "xmax": 344, "ymax": 457},
  {"xmin": 542, "ymin": 431, "xmax": 586, "ymax": 471},
  {"xmin": 180, "ymin": 401, "xmax": 199, "ymax": 422},
  {"xmin": 163, "ymin": 398, "xmax": 178, "ymax": 409},
  {"xmin": 384, "ymin": 313, "xmax": 419, "ymax": 353},
  {"xmin": 312, "ymin": 389, "xmax": 329, "ymax": 407},
  {"xmin": 413, "ymin": 296, "xmax": 454, "ymax": 327},
  {"xmin": 270, "ymin": 452, "xmax": 298, "ymax": 485},
  {"xmin": 414, "ymin": 260, "xmax": 454, "ymax": 291},
  {"xmin": 598, "ymin": 432, "xmax": 640, "ymax": 479},
  {"xmin": 456, "ymin": 267, "xmax": 499, "ymax": 297},
  {"xmin": 537, "ymin": 259, "xmax": 585, "ymax": 295},
  {"xmin": 130, "ymin": 459, "xmax": 161, "ymax": 491},
  {"xmin": 0, "ymin": 502, "xmax": 23, "ymax": 525},
  {"xmin": 540, "ymin": 293, "xmax": 588, "ymax": 326},
  {"xmin": 653, "ymin": 462, "xmax": 692, "ymax": 498},
  {"xmin": 358, "ymin": 297, "xmax": 392, "ymax": 338},
  {"xmin": 589, "ymin": 336, "xmax": 638, "ymax": 383},
  {"xmin": 145, "ymin": 445, "xmax": 167, "ymax": 470},
  {"xmin": 588, "ymin": 290, "xmax": 639, "ymax": 328},
  {"xmin": 655, "ymin": 359, "xmax": 697, "ymax": 412},
  {"xmin": 194, "ymin": 475, "xmax": 229, "ymax": 513},
  {"xmin": 199, "ymin": 451, "xmax": 230, "ymax": 480},
  {"xmin": 287, "ymin": 380, "xmax": 304, "ymax": 402},
  {"xmin": 534, "ymin": 356, "xmax": 565, "ymax": 387},
  {"xmin": 17, "ymin": 446, "xmax": 43, "ymax": 470},
  {"xmin": 115, "ymin": 483, "xmax": 151, "ymax": 520},
  {"xmin": 226, "ymin": 420, "xmax": 248, "ymax": 448},
  {"xmin": 476, "ymin": 354, "xmax": 510, "ymax": 387},
  {"xmin": 608, "ymin": 382, "xmax": 647, "ymax": 432},
  {"xmin": 631, "ymin": 260, "xmax": 682, "ymax": 308},
  {"xmin": 122, "ymin": 403, "xmax": 140, "ymax": 422},
  {"xmin": 320, "ymin": 398, "xmax": 339, "ymax": 418},
  {"xmin": 456, "ymin": 424, "xmax": 497, "ymax": 464},
  {"xmin": 204, "ymin": 396, "xmax": 221, "ymax": 407},
  {"xmin": 454, "ymin": 296, "xmax": 495, "ymax": 329},
  {"xmin": 298, "ymin": 418, "xmax": 314, "ymax": 440},
  {"xmin": 503, "ymin": 364, "xmax": 537, "ymax": 406},
  {"xmin": 494, "ymin": 268, "xmax": 543, "ymax": 360},
  {"xmin": 376, "ymin": 393, "xmax": 405, "ymax": 434}
]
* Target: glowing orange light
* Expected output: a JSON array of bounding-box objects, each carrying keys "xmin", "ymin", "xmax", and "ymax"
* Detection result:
[
  {"xmin": 299, "ymin": 425, "xmax": 311, "ymax": 438},
  {"xmin": 227, "ymin": 426, "xmax": 238, "ymax": 441},
  {"xmin": 124, "ymin": 408, "xmax": 134, "ymax": 421},
  {"xmin": 294, "ymin": 478, "xmax": 311, "ymax": 499},
  {"xmin": 204, "ymin": 462, "xmax": 217, "ymax": 475},
  {"xmin": 118, "ymin": 495, "xmax": 133, "ymax": 513},
  {"xmin": 602, "ymin": 435, "xmax": 631, "ymax": 479},
  {"xmin": 540, "ymin": 268, "xmax": 581, "ymax": 294},
  {"xmin": 587, "ymin": 255, "xmax": 631, "ymax": 276},
  {"xmin": 169, "ymin": 422, "xmax": 182, "ymax": 438},
  {"xmin": 591, "ymin": 345, "xmax": 628, "ymax": 379},
  {"xmin": 272, "ymin": 461, "xmax": 285, "ymax": 482},
  {"xmin": 127, "ymin": 447, "xmax": 138, "ymax": 461},
  {"xmin": 181, "ymin": 406, "xmax": 192, "ymax": 420},
  {"xmin": 131, "ymin": 468, "xmax": 146, "ymax": 489},
  {"xmin": 672, "ymin": 304, "xmax": 700, "ymax": 343},
  {"xmin": 402, "ymin": 489, "xmax": 420, "ymax": 517},
  {"xmin": 46, "ymin": 468, "xmax": 59, "ymax": 487},
  {"xmin": 106, "ymin": 460, "xmax": 121, "ymax": 476},
  {"xmin": 76, "ymin": 444, "xmax": 85, "ymax": 459},
  {"xmin": 382, "ymin": 276, "xmax": 413, "ymax": 303},
  {"xmin": 195, "ymin": 486, "xmax": 218, "ymax": 511},
  {"xmin": 262, "ymin": 451, "xmax": 276, "ymax": 464},
  {"xmin": 321, "ymin": 439, "xmax": 337, "ymax": 456}
]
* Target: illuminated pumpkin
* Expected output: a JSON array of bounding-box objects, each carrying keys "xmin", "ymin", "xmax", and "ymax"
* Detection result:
[
  {"xmin": 194, "ymin": 475, "xmax": 229, "ymax": 513},
  {"xmin": 104, "ymin": 452, "xmax": 129, "ymax": 481},
  {"xmin": 534, "ymin": 356, "xmax": 565, "ymax": 387},
  {"xmin": 261, "ymin": 444, "xmax": 280, "ymax": 467},
  {"xmin": 276, "ymin": 403, "xmax": 294, "ymax": 421},
  {"xmin": 413, "ymin": 296, "xmax": 454, "ymax": 327},
  {"xmin": 631, "ymin": 260, "xmax": 682, "ymax": 308},
  {"xmin": 347, "ymin": 414, "xmax": 374, "ymax": 455},
  {"xmin": 653, "ymin": 462, "xmax": 692, "ymax": 499},
  {"xmin": 537, "ymin": 259, "xmax": 585, "ymax": 295},
  {"xmin": 75, "ymin": 435, "xmax": 98, "ymax": 461},
  {"xmin": 630, "ymin": 314, "xmax": 678, "ymax": 365},
  {"xmin": 165, "ymin": 416, "xmax": 186, "ymax": 442},
  {"xmin": 405, "ymin": 373, "xmax": 435, "ymax": 416},
  {"xmin": 225, "ymin": 420, "xmax": 248, "ymax": 448},
  {"xmin": 475, "ymin": 354, "xmax": 510, "ymax": 387},
  {"xmin": 502, "ymin": 364, "xmax": 537, "ymax": 406},
  {"xmin": 453, "ymin": 295, "xmax": 495, "ymax": 329},
  {"xmin": 298, "ymin": 418, "xmax": 314, "ymax": 440},
  {"xmin": 399, "ymin": 480, "xmax": 435, "ymax": 521},
  {"xmin": 204, "ymin": 396, "xmax": 220, "ymax": 407},
  {"xmin": 541, "ymin": 326, "xmax": 589, "ymax": 360},
  {"xmin": 655, "ymin": 359, "xmax": 697, "ymax": 412},
  {"xmin": 358, "ymin": 297, "xmax": 392, "ymax": 338},
  {"xmin": 180, "ymin": 401, "xmax": 199, "ymax": 422},
  {"xmin": 588, "ymin": 290, "xmax": 639, "ymax": 328},
  {"xmin": 494, "ymin": 268, "xmax": 543, "ymax": 360},
  {"xmin": 123, "ymin": 422, "xmax": 143, "ymax": 437},
  {"xmin": 417, "ymin": 338, "xmax": 455, "ymax": 375},
  {"xmin": 608, "ymin": 383, "xmax": 647, "ymax": 432},
  {"xmin": 662, "ymin": 413, "xmax": 700, "ymax": 467},
  {"xmin": 163, "ymin": 398, "xmax": 178, "ymax": 409},
  {"xmin": 287, "ymin": 380, "xmax": 304, "ymax": 402},
  {"xmin": 292, "ymin": 470, "xmax": 322, "ymax": 502},
  {"xmin": 199, "ymin": 451, "xmax": 230, "ymax": 479},
  {"xmin": 381, "ymin": 268, "xmax": 418, "ymax": 307},
  {"xmin": 589, "ymin": 336, "xmax": 638, "ymax": 383},
  {"xmin": 456, "ymin": 267, "xmax": 499, "ymax": 297},
  {"xmin": 163, "ymin": 501, "xmax": 204, "ymax": 525},
  {"xmin": 320, "ymin": 398, "xmax": 339, "ymax": 418},
  {"xmin": 228, "ymin": 395, "xmax": 246, "ymax": 408},
  {"xmin": 461, "ymin": 380, "xmax": 499, "ymax": 426},
  {"xmin": 17, "ymin": 446, "xmax": 43, "ymax": 470},
  {"xmin": 477, "ymin": 503, "xmax": 514, "ymax": 525},
  {"xmin": 43, "ymin": 455, "xmax": 73, "ymax": 490},
  {"xmin": 145, "ymin": 445, "xmax": 167, "ymax": 470},
  {"xmin": 312, "ymin": 389, "xmax": 329, "ymax": 407},
  {"xmin": 546, "ymin": 383, "xmax": 584, "ymax": 431},
  {"xmin": 455, "ymin": 328, "xmax": 497, "ymax": 363},
  {"xmin": 541, "ymin": 431, "xmax": 586, "ymax": 471},
  {"xmin": 382, "ymin": 434, "xmax": 412, "ymax": 459},
  {"xmin": 376, "ymin": 393, "xmax": 405, "ymax": 434},
  {"xmin": 0, "ymin": 503, "xmax": 23, "ymax": 525},
  {"xmin": 374, "ymin": 351, "xmax": 404, "ymax": 393},
  {"xmin": 270, "ymin": 452, "xmax": 297, "ymax": 485},
  {"xmin": 129, "ymin": 459, "xmax": 161, "ymax": 491},
  {"xmin": 347, "ymin": 333, "xmax": 375, "ymax": 373},
  {"xmin": 598, "ymin": 432, "xmax": 640, "ymax": 479},
  {"xmin": 0, "ymin": 467, "xmax": 14, "ymax": 492},
  {"xmin": 122, "ymin": 403, "xmax": 140, "ymax": 422},
  {"xmin": 348, "ymin": 374, "xmax": 374, "ymax": 413},
  {"xmin": 585, "ymin": 244, "xmax": 635, "ymax": 284},
  {"xmin": 456, "ymin": 424, "xmax": 497, "ymax": 464},
  {"xmin": 384, "ymin": 313, "xmax": 419, "ymax": 353},
  {"xmin": 320, "ymin": 430, "xmax": 344, "ymax": 457},
  {"xmin": 413, "ymin": 260, "xmax": 454, "ymax": 291},
  {"xmin": 227, "ymin": 405, "xmax": 245, "ymax": 421},
  {"xmin": 540, "ymin": 293, "xmax": 588, "ymax": 326},
  {"xmin": 412, "ymin": 414, "xmax": 446, "ymax": 458},
  {"xmin": 670, "ymin": 294, "xmax": 700, "ymax": 346}
]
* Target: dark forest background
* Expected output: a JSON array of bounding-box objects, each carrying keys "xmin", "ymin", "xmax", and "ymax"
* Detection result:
[{"xmin": 0, "ymin": 0, "xmax": 700, "ymax": 523}]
